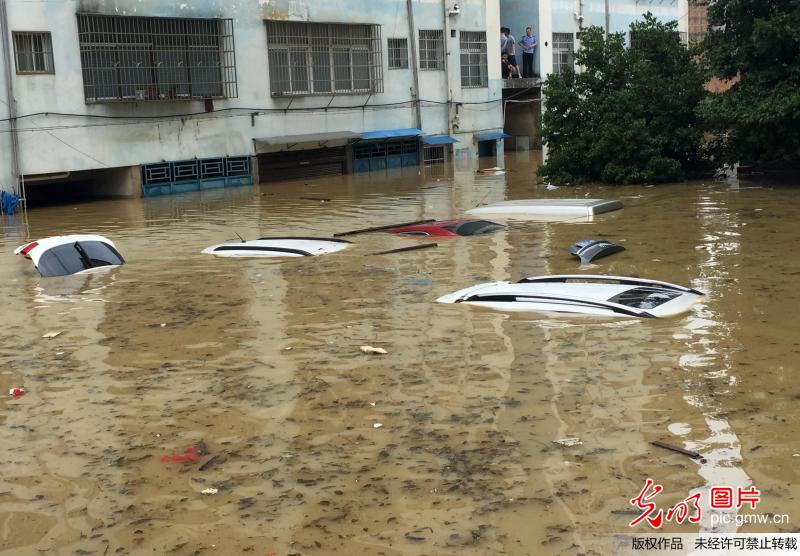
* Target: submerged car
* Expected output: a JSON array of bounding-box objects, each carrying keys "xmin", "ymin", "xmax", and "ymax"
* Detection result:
[
  {"xmin": 202, "ymin": 237, "xmax": 351, "ymax": 258},
  {"xmin": 437, "ymin": 275, "xmax": 703, "ymax": 318},
  {"xmin": 466, "ymin": 199, "xmax": 623, "ymax": 220},
  {"xmin": 14, "ymin": 235, "xmax": 125, "ymax": 277},
  {"xmin": 569, "ymin": 239, "xmax": 625, "ymax": 264},
  {"xmin": 386, "ymin": 219, "xmax": 507, "ymax": 237}
]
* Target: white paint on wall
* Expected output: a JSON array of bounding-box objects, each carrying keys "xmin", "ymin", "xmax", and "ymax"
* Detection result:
[{"xmin": 287, "ymin": 0, "xmax": 309, "ymax": 21}]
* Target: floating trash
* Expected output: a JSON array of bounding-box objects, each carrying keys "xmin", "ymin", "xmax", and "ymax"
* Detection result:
[
  {"xmin": 160, "ymin": 447, "xmax": 200, "ymax": 463},
  {"xmin": 360, "ymin": 346, "xmax": 388, "ymax": 355},
  {"xmin": 553, "ymin": 437, "xmax": 582, "ymax": 447}
]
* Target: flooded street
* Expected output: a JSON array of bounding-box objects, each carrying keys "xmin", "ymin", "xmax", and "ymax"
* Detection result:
[{"xmin": 1, "ymin": 156, "xmax": 799, "ymax": 555}]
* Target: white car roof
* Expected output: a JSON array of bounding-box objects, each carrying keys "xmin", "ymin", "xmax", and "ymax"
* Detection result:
[
  {"xmin": 437, "ymin": 275, "xmax": 703, "ymax": 318},
  {"xmin": 15, "ymin": 235, "xmax": 118, "ymax": 265},
  {"xmin": 466, "ymin": 199, "xmax": 623, "ymax": 218},
  {"xmin": 202, "ymin": 237, "xmax": 351, "ymax": 258}
]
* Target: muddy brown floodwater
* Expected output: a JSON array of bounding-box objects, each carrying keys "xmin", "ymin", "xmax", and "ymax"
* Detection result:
[{"xmin": 1, "ymin": 156, "xmax": 799, "ymax": 556}]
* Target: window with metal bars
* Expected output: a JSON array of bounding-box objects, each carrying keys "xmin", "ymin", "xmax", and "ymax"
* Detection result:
[
  {"xmin": 76, "ymin": 14, "xmax": 237, "ymax": 103},
  {"xmin": 423, "ymin": 145, "xmax": 445, "ymax": 165},
  {"xmin": 265, "ymin": 21, "xmax": 383, "ymax": 96},
  {"xmin": 419, "ymin": 29, "xmax": 444, "ymax": 70},
  {"xmin": 552, "ymin": 32, "xmax": 574, "ymax": 74},
  {"xmin": 387, "ymin": 38, "xmax": 408, "ymax": 69},
  {"xmin": 13, "ymin": 32, "xmax": 54, "ymax": 74},
  {"xmin": 459, "ymin": 31, "xmax": 487, "ymax": 88}
]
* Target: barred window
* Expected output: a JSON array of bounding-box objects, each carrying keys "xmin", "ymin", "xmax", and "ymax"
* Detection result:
[
  {"xmin": 265, "ymin": 21, "xmax": 383, "ymax": 96},
  {"xmin": 552, "ymin": 32, "xmax": 574, "ymax": 74},
  {"xmin": 419, "ymin": 29, "xmax": 444, "ymax": 70},
  {"xmin": 459, "ymin": 31, "xmax": 487, "ymax": 88},
  {"xmin": 388, "ymin": 38, "xmax": 408, "ymax": 69},
  {"xmin": 423, "ymin": 145, "xmax": 445, "ymax": 165},
  {"xmin": 13, "ymin": 32, "xmax": 54, "ymax": 74},
  {"xmin": 76, "ymin": 14, "xmax": 237, "ymax": 103}
]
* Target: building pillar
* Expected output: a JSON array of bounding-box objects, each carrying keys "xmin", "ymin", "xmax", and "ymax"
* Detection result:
[{"xmin": 93, "ymin": 166, "xmax": 143, "ymax": 198}]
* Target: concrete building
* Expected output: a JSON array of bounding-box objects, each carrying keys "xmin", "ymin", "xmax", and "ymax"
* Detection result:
[
  {"xmin": 501, "ymin": 0, "xmax": 688, "ymax": 77},
  {"xmin": 0, "ymin": 0, "xmax": 504, "ymax": 203},
  {"xmin": 498, "ymin": 0, "xmax": 688, "ymax": 153}
]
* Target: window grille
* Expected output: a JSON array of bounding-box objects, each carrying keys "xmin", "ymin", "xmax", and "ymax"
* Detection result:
[
  {"xmin": 552, "ymin": 32, "xmax": 574, "ymax": 74},
  {"xmin": 141, "ymin": 156, "xmax": 251, "ymax": 186},
  {"xmin": 13, "ymin": 32, "xmax": 54, "ymax": 74},
  {"xmin": 76, "ymin": 14, "xmax": 237, "ymax": 103},
  {"xmin": 419, "ymin": 29, "xmax": 444, "ymax": 70},
  {"xmin": 423, "ymin": 145, "xmax": 445, "ymax": 165},
  {"xmin": 459, "ymin": 31, "xmax": 487, "ymax": 88},
  {"xmin": 226, "ymin": 156, "xmax": 250, "ymax": 177},
  {"xmin": 173, "ymin": 160, "xmax": 199, "ymax": 181},
  {"xmin": 143, "ymin": 162, "xmax": 172, "ymax": 185},
  {"xmin": 388, "ymin": 38, "xmax": 408, "ymax": 69},
  {"xmin": 265, "ymin": 21, "xmax": 383, "ymax": 96},
  {"xmin": 200, "ymin": 158, "xmax": 225, "ymax": 178}
]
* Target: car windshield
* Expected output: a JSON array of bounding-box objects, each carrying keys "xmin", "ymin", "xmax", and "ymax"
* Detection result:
[
  {"xmin": 37, "ymin": 241, "xmax": 125, "ymax": 277},
  {"xmin": 444, "ymin": 220, "xmax": 507, "ymax": 236},
  {"xmin": 608, "ymin": 287, "xmax": 682, "ymax": 310}
]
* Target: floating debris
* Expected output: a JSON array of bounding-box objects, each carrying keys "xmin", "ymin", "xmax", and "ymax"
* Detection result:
[
  {"xmin": 334, "ymin": 219, "xmax": 435, "ymax": 237},
  {"xmin": 366, "ymin": 243, "xmax": 438, "ymax": 256},
  {"xmin": 160, "ymin": 447, "xmax": 200, "ymax": 463},
  {"xmin": 8, "ymin": 387, "xmax": 24, "ymax": 398},
  {"xmin": 41, "ymin": 331, "xmax": 62, "ymax": 339},
  {"xmin": 360, "ymin": 346, "xmax": 388, "ymax": 355},
  {"xmin": 404, "ymin": 278, "xmax": 433, "ymax": 286},
  {"xmin": 199, "ymin": 455, "xmax": 221, "ymax": 472},
  {"xmin": 201, "ymin": 488, "xmax": 219, "ymax": 495},
  {"xmin": 373, "ymin": 423, "xmax": 383, "ymax": 429},
  {"xmin": 651, "ymin": 440, "xmax": 702, "ymax": 459},
  {"xmin": 553, "ymin": 437, "xmax": 582, "ymax": 447}
]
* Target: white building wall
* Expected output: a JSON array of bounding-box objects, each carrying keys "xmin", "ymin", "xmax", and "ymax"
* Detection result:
[{"xmin": 3, "ymin": 0, "xmax": 502, "ymax": 177}]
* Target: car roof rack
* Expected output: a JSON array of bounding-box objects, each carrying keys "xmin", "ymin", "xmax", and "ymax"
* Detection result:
[
  {"xmin": 516, "ymin": 275, "xmax": 704, "ymax": 295},
  {"xmin": 457, "ymin": 292, "xmax": 657, "ymax": 318}
]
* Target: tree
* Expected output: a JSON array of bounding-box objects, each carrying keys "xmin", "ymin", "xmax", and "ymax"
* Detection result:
[
  {"xmin": 699, "ymin": 0, "xmax": 800, "ymax": 168},
  {"xmin": 538, "ymin": 15, "xmax": 709, "ymax": 185}
]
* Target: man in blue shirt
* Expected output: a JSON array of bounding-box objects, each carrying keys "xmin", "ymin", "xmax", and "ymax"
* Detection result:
[{"xmin": 519, "ymin": 26, "xmax": 537, "ymax": 78}]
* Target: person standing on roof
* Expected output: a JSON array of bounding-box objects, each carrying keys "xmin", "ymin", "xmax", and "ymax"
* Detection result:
[
  {"xmin": 501, "ymin": 27, "xmax": 519, "ymax": 78},
  {"xmin": 519, "ymin": 26, "xmax": 537, "ymax": 78},
  {"xmin": 503, "ymin": 27, "xmax": 517, "ymax": 69}
]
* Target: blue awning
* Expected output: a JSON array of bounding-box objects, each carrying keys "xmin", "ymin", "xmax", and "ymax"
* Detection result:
[
  {"xmin": 421, "ymin": 135, "xmax": 459, "ymax": 145},
  {"xmin": 360, "ymin": 128, "xmax": 424, "ymax": 140},
  {"xmin": 475, "ymin": 131, "xmax": 512, "ymax": 141}
]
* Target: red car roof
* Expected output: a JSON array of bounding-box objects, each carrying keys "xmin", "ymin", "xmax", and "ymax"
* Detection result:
[{"xmin": 386, "ymin": 219, "xmax": 505, "ymax": 237}]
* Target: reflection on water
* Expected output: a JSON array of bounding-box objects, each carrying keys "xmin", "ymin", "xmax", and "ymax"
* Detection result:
[{"xmin": 1, "ymin": 157, "xmax": 799, "ymax": 554}]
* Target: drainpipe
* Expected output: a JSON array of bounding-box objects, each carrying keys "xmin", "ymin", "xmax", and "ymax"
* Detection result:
[
  {"xmin": 442, "ymin": 0, "xmax": 453, "ymax": 136},
  {"xmin": 0, "ymin": 0, "xmax": 21, "ymax": 202},
  {"xmin": 406, "ymin": 0, "xmax": 422, "ymax": 130}
]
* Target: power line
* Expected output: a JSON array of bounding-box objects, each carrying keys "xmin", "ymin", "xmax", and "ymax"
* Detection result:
[{"xmin": 0, "ymin": 97, "xmax": 507, "ymax": 125}]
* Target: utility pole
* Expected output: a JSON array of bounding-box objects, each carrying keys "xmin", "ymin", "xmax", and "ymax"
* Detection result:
[
  {"xmin": 0, "ymin": 0, "xmax": 21, "ymax": 200},
  {"xmin": 406, "ymin": 0, "xmax": 422, "ymax": 130}
]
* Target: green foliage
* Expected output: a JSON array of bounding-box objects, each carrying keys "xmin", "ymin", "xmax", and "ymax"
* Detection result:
[
  {"xmin": 699, "ymin": 0, "xmax": 800, "ymax": 167},
  {"xmin": 539, "ymin": 14, "xmax": 709, "ymax": 185}
]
